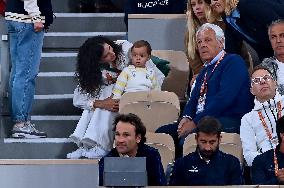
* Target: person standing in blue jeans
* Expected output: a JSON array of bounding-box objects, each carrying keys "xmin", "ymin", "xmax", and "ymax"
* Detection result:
[{"xmin": 5, "ymin": 0, "xmax": 53, "ymax": 138}]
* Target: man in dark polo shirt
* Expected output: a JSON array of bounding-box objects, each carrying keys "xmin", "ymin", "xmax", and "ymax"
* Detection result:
[{"xmin": 170, "ymin": 116, "xmax": 243, "ymax": 185}]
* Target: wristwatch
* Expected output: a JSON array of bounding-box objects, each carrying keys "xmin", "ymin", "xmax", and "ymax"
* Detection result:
[{"xmin": 182, "ymin": 115, "xmax": 192, "ymax": 121}]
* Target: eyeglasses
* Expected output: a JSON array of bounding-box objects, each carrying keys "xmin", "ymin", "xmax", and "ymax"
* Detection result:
[{"xmin": 251, "ymin": 74, "xmax": 273, "ymax": 85}]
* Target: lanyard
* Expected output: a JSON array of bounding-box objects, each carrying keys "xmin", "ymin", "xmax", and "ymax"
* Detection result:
[
  {"xmin": 258, "ymin": 101, "xmax": 282, "ymax": 148},
  {"xmin": 199, "ymin": 52, "xmax": 226, "ymax": 96},
  {"xmin": 258, "ymin": 101, "xmax": 282, "ymax": 177},
  {"xmin": 274, "ymin": 149, "xmax": 279, "ymax": 176}
]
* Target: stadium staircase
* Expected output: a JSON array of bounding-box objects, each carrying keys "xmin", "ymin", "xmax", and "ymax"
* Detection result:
[{"xmin": 0, "ymin": 0, "xmax": 126, "ymax": 159}]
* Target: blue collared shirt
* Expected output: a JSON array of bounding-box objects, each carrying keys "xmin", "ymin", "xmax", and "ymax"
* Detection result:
[
  {"xmin": 204, "ymin": 50, "xmax": 225, "ymax": 67},
  {"xmin": 226, "ymin": 9, "xmax": 256, "ymax": 43}
]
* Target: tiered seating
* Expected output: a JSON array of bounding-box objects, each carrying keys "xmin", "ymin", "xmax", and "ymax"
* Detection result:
[
  {"xmin": 118, "ymin": 50, "xmax": 189, "ymax": 168},
  {"xmin": 0, "ymin": 11, "xmax": 126, "ymax": 158},
  {"xmin": 119, "ymin": 90, "xmax": 180, "ymax": 132},
  {"xmin": 119, "ymin": 90, "xmax": 180, "ymax": 175},
  {"xmin": 152, "ymin": 50, "xmax": 189, "ymax": 101},
  {"xmin": 145, "ymin": 132, "xmax": 175, "ymax": 172}
]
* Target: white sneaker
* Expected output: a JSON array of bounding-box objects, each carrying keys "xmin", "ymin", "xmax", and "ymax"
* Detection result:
[
  {"xmin": 83, "ymin": 146, "xmax": 108, "ymax": 159},
  {"xmin": 69, "ymin": 135, "xmax": 80, "ymax": 145},
  {"xmin": 66, "ymin": 147, "xmax": 88, "ymax": 159},
  {"xmin": 11, "ymin": 121, "xmax": 47, "ymax": 138}
]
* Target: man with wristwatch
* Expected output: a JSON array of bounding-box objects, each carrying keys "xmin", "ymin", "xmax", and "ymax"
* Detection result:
[{"xmin": 156, "ymin": 23, "xmax": 253, "ymax": 158}]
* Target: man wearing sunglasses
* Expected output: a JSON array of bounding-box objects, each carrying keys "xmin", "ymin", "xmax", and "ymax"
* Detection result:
[{"xmin": 240, "ymin": 65, "xmax": 284, "ymax": 167}]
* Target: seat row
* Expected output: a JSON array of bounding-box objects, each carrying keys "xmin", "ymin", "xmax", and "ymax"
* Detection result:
[{"xmin": 146, "ymin": 132, "xmax": 243, "ymax": 174}]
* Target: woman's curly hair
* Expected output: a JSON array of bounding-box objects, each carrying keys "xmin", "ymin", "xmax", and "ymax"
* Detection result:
[
  {"xmin": 204, "ymin": 0, "xmax": 239, "ymax": 16},
  {"xmin": 223, "ymin": 0, "xmax": 239, "ymax": 16},
  {"xmin": 76, "ymin": 36, "xmax": 122, "ymax": 96}
]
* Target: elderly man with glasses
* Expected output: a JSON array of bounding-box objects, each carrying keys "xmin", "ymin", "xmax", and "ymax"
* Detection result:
[{"xmin": 240, "ymin": 65, "xmax": 284, "ymax": 167}]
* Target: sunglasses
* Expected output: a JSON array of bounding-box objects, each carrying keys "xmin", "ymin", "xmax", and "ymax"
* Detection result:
[{"xmin": 251, "ymin": 74, "xmax": 273, "ymax": 85}]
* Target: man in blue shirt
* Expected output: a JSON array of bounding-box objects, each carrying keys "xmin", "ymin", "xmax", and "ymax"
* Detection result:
[
  {"xmin": 156, "ymin": 23, "xmax": 253, "ymax": 157},
  {"xmin": 252, "ymin": 116, "xmax": 284, "ymax": 185},
  {"xmin": 179, "ymin": 23, "xmax": 253, "ymax": 135},
  {"xmin": 170, "ymin": 116, "xmax": 243, "ymax": 185}
]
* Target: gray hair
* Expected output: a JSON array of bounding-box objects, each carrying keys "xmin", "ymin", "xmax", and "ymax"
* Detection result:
[
  {"xmin": 196, "ymin": 23, "xmax": 225, "ymax": 48},
  {"xmin": 268, "ymin": 19, "xmax": 284, "ymax": 35}
]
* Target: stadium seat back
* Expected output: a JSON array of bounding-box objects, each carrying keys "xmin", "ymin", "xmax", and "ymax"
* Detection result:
[
  {"xmin": 220, "ymin": 132, "xmax": 242, "ymax": 146},
  {"xmin": 183, "ymin": 133, "xmax": 244, "ymax": 166},
  {"xmin": 119, "ymin": 91, "xmax": 180, "ymax": 132},
  {"xmin": 146, "ymin": 132, "xmax": 175, "ymax": 182},
  {"xmin": 152, "ymin": 50, "xmax": 189, "ymax": 100}
]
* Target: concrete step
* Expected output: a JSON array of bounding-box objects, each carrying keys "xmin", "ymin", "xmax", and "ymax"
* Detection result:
[
  {"xmin": 51, "ymin": 0, "xmax": 79, "ymax": 13},
  {"xmin": 1, "ymin": 95, "xmax": 81, "ymax": 119},
  {"xmin": 1, "ymin": 116, "xmax": 79, "ymax": 138},
  {"xmin": 43, "ymin": 32, "xmax": 126, "ymax": 49},
  {"xmin": 0, "ymin": 159, "xmax": 99, "ymax": 188},
  {"xmin": 35, "ymin": 72, "xmax": 76, "ymax": 95},
  {"xmin": 31, "ymin": 115, "xmax": 79, "ymax": 138},
  {"xmin": 40, "ymin": 52, "xmax": 77, "ymax": 72},
  {"xmin": 0, "ymin": 138, "xmax": 76, "ymax": 159},
  {"xmin": 49, "ymin": 13, "xmax": 126, "ymax": 32},
  {"xmin": 32, "ymin": 94, "xmax": 82, "ymax": 115},
  {"xmin": 51, "ymin": 0, "xmax": 124, "ymax": 13}
]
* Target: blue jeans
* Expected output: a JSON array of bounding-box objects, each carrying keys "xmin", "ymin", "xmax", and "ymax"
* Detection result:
[{"xmin": 6, "ymin": 20, "xmax": 44, "ymax": 122}]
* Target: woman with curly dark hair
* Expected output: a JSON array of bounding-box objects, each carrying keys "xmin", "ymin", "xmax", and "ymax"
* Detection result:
[
  {"xmin": 67, "ymin": 36, "xmax": 164, "ymax": 159},
  {"xmin": 75, "ymin": 36, "xmax": 123, "ymax": 96}
]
